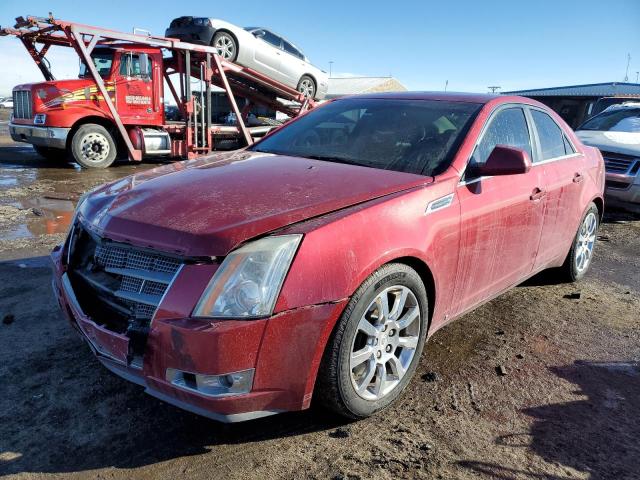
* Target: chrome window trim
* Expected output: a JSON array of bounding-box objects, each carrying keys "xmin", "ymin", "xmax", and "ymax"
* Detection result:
[{"xmin": 457, "ymin": 152, "xmax": 584, "ymax": 188}]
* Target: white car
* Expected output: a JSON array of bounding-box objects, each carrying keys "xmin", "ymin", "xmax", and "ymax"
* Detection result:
[
  {"xmin": 576, "ymin": 102, "xmax": 640, "ymax": 205},
  {"xmin": 0, "ymin": 97, "xmax": 13, "ymax": 109},
  {"xmin": 166, "ymin": 17, "xmax": 328, "ymax": 100}
]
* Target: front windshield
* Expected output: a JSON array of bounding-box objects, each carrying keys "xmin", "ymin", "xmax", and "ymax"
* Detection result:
[
  {"xmin": 79, "ymin": 50, "xmax": 114, "ymax": 78},
  {"xmin": 579, "ymin": 107, "xmax": 640, "ymax": 133},
  {"xmin": 250, "ymin": 98, "xmax": 481, "ymax": 176}
]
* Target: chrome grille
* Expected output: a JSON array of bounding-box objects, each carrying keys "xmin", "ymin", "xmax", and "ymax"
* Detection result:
[
  {"xmin": 92, "ymin": 243, "xmax": 182, "ymax": 321},
  {"xmin": 12, "ymin": 90, "xmax": 32, "ymax": 119},
  {"xmin": 602, "ymin": 151, "xmax": 637, "ymax": 174}
]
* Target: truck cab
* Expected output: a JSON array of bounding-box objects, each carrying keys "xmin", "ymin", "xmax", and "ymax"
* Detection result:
[{"xmin": 10, "ymin": 45, "xmax": 165, "ymax": 167}]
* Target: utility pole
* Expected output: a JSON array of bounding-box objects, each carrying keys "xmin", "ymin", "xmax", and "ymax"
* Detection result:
[
  {"xmin": 488, "ymin": 86, "xmax": 501, "ymax": 93},
  {"xmin": 444, "ymin": 80, "xmax": 448, "ymax": 92},
  {"xmin": 624, "ymin": 53, "xmax": 631, "ymax": 81},
  {"xmin": 636, "ymin": 71, "xmax": 639, "ymax": 83},
  {"xmin": 329, "ymin": 61, "xmax": 334, "ymax": 78}
]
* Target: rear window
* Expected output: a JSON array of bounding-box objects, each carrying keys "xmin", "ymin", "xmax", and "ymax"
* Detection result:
[
  {"xmin": 531, "ymin": 110, "xmax": 568, "ymax": 160},
  {"xmin": 250, "ymin": 98, "xmax": 481, "ymax": 176},
  {"xmin": 283, "ymin": 40, "xmax": 304, "ymax": 60},
  {"xmin": 579, "ymin": 107, "xmax": 640, "ymax": 133}
]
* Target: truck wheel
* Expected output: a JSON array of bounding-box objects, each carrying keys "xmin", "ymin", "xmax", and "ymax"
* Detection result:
[
  {"xmin": 316, "ymin": 263, "xmax": 429, "ymax": 419},
  {"xmin": 70, "ymin": 124, "xmax": 117, "ymax": 169},
  {"xmin": 33, "ymin": 145, "xmax": 68, "ymax": 163}
]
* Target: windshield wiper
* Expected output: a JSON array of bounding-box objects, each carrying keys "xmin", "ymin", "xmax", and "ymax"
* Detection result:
[{"xmin": 301, "ymin": 154, "xmax": 362, "ymax": 166}]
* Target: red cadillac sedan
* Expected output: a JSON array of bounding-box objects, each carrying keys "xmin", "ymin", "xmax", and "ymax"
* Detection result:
[{"xmin": 51, "ymin": 93, "xmax": 605, "ymax": 422}]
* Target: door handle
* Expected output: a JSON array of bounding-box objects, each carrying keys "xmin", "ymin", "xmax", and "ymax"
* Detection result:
[
  {"xmin": 530, "ymin": 187, "xmax": 546, "ymax": 201},
  {"xmin": 572, "ymin": 173, "xmax": 584, "ymax": 183}
]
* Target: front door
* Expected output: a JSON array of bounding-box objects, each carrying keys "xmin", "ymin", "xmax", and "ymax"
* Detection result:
[
  {"xmin": 114, "ymin": 51, "xmax": 157, "ymax": 125},
  {"xmin": 451, "ymin": 106, "xmax": 546, "ymax": 316},
  {"xmin": 252, "ymin": 30, "xmax": 284, "ymax": 81}
]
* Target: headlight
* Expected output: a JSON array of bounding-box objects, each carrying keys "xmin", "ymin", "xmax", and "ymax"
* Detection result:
[
  {"xmin": 34, "ymin": 114, "xmax": 46, "ymax": 125},
  {"xmin": 193, "ymin": 235, "xmax": 302, "ymax": 318}
]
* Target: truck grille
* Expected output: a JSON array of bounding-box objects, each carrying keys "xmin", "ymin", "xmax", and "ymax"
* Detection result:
[
  {"xmin": 67, "ymin": 225, "xmax": 182, "ymax": 333},
  {"xmin": 602, "ymin": 151, "xmax": 638, "ymax": 174},
  {"xmin": 12, "ymin": 90, "xmax": 32, "ymax": 119}
]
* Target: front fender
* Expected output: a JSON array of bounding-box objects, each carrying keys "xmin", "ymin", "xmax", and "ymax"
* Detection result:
[{"xmin": 274, "ymin": 178, "xmax": 461, "ymax": 331}]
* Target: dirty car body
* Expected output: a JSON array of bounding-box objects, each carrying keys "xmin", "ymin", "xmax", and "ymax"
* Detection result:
[{"xmin": 51, "ymin": 93, "xmax": 605, "ymax": 422}]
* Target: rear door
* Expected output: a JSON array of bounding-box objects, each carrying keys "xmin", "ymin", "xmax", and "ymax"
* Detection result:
[
  {"xmin": 251, "ymin": 29, "xmax": 284, "ymax": 81},
  {"xmin": 279, "ymin": 40, "xmax": 306, "ymax": 85},
  {"xmin": 451, "ymin": 105, "xmax": 546, "ymax": 316},
  {"xmin": 529, "ymin": 108, "xmax": 587, "ymax": 269}
]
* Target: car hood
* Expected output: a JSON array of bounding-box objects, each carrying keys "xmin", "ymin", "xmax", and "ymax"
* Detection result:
[
  {"xmin": 576, "ymin": 130, "xmax": 640, "ymax": 156},
  {"xmin": 78, "ymin": 151, "xmax": 431, "ymax": 257}
]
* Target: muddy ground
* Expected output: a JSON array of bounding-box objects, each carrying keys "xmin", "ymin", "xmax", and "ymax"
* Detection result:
[{"xmin": 0, "ymin": 130, "xmax": 639, "ymax": 480}]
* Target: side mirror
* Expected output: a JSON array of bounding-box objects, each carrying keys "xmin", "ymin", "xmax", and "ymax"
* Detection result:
[
  {"xmin": 138, "ymin": 53, "xmax": 150, "ymax": 79},
  {"xmin": 471, "ymin": 145, "xmax": 532, "ymax": 176}
]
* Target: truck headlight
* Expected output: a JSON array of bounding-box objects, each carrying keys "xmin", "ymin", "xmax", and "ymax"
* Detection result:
[
  {"xmin": 193, "ymin": 235, "xmax": 302, "ymax": 318},
  {"xmin": 34, "ymin": 114, "xmax": 46, "ymax": 125}
]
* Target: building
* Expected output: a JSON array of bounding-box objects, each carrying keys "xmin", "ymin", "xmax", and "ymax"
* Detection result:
[
  {"xmin": 504, "ymin": 82, "xmax": 640, "ymax": 128},
  {"xmin": 326, "ymin": 77, "xmax": 407, "ymax": 99}
]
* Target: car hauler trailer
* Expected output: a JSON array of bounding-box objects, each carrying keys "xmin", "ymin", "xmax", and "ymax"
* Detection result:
[{"xmin": 1, "ymin": 14, "xmax": 316, "ymax": 168}]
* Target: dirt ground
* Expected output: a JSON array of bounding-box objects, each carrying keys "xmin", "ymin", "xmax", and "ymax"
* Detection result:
[{"xmin": 0, "ymin": 131, "xmax": 639, "ymax": 480}]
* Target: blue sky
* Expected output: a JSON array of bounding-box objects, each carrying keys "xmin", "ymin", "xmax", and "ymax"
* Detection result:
[{"xmin": 0, "ymin": 0, "xmax": 639, "ymax": 95}]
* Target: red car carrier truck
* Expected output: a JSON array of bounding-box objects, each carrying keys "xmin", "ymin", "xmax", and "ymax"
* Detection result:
[{"xmin": 1, "ymin": 14, "xmax": 315, "ymax": 168}]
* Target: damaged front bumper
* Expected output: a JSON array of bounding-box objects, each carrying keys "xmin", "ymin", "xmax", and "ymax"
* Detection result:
[{"xmin": 50, "ymin": 245, "xmax": 347, "ymax": 422}]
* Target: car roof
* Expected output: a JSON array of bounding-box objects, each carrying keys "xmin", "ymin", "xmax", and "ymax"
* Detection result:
[{"xmin": 338, "ymin": 91, "xmax": 509, "ymax": 104}]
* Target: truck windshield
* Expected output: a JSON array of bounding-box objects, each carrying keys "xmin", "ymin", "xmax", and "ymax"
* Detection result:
[
  {"xmin": 79, "ymin": 50, "xmax": 114, "ymax": 78},
  {"xmin": 579, "ymin": 107, "xmax": 640, "ymax": 133},
  {"xmin": 250, "ymin": 98, "xmax": 481, "ymax": 176}
]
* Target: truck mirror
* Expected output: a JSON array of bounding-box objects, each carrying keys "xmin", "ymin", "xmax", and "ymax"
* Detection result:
[{"xmin": 139, "ymin": 53, "xmax": 150, "ymax": 79}]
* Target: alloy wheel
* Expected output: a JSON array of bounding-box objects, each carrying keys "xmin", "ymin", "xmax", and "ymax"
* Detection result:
[
  {"xmin": 214, "ymin": 34, "xmax": 235, "ymax": 60},
  {"xmin": 575, "ymin": 211, "xmax": 597, "ymax": 273},
  {"xmin": 349, "ymin": 285, "xmax": 421, "ymax": 401},
  {"xmin": 298, "ymin": 78, "xmax": 315, "ymax": 98}
]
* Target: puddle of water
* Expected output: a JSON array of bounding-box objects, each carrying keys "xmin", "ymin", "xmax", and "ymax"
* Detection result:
[
  {"xmin": 1, "ymin": 196, "xmax": 76, "ymax": 241},
  {"xmin": 0, "ymin": 175, "xmax": 17, "ymax": 187}
]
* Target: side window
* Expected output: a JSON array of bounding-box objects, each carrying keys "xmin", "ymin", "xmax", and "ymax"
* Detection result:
[
  {"xmin": 119, "ymin": 53, "xmax": 151, "ymax": 77},
  {"xmin": 470, "ymin": 107, "xmax": 532, "ymax": 170},
  {"xmin": 261, "ymin": 30, "xmax": 281, "ymax": 48},
  {"xmin": 283, "ymin": 41, "xmax": 304, "ymax": 59},
  {"xmin": 531, "ymin": 110, "xmax": 568, "ymax": 160}
]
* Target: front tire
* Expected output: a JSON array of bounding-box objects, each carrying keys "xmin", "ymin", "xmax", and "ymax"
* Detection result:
[
  {"xmin": 316, "ymin": 263, "xmax": 428, "ymax": 419},
  {"xmin": 70, "ymin": 124, "xmax": 117, "ymax": 169},
  {"xmin": 297, "ymin": 75, "xmax": 316, "ymax": 99},
  {"xmin": 558, "ymin": 202, "xmax": 599, "ymax": 282},
  {"xmin": 212, "ymin": 31, "xmax": 238, "ymax": 62}
]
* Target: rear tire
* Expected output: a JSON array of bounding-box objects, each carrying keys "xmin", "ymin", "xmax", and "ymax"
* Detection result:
[
  {"xmin": 212, "ymin": 31, "xmax": 238, "ymax": 62},
  {"xmin": 297, "ymin": 75, "xmax": 316, "ymax": 99},
  {"xmin": 557, "ymin": 202, "xmax": 599, "ymax": 282},
  {"xmin": 33, "ymin": 145, "xmax": 68, "ymax": 163},
  {"xmin": 316, "ymin": 263, "xmax": 428, "ymax": 419},
  {"xmin": 70, "ymin": 124, "xmax": 117, "ymax": 169}
]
